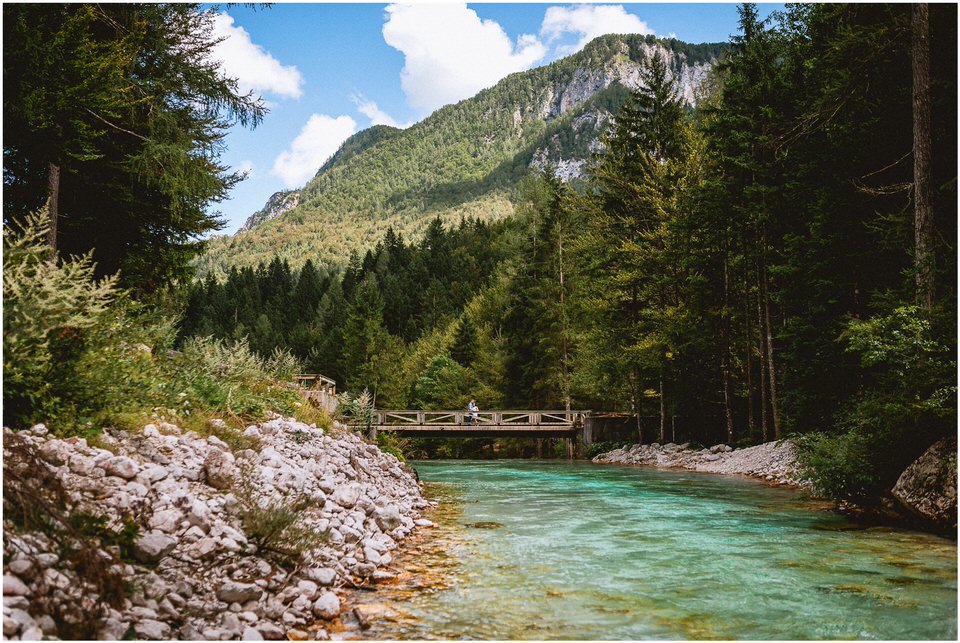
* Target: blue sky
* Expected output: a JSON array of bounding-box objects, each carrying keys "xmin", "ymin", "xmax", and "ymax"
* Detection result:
[{"xmin": 210, "ymin": 3, "xmax": 783, "ymax": 234}]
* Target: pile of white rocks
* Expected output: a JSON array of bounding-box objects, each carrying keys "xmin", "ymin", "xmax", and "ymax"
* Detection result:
[
  {"xmin": 593, "ymin": 440, "xmax": 808, "ymax": 487},
  {"xmin": 3, "ymin": 416, "xmax": 433, "ymax": 640}
]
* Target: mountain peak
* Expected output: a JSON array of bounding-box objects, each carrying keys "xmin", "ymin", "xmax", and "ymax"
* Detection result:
[{"xmin": 201, "ymin": 34, "xmax": 724, "ymax": 278}]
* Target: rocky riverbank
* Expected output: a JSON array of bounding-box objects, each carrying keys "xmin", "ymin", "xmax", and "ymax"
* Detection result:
[
  {"xmin": 2, "ymin": 416, "xmax": 431, "ymax": 640},
  {"xmin": 592, "ymin": 440, "xmax": 807, "ymax": 488}
]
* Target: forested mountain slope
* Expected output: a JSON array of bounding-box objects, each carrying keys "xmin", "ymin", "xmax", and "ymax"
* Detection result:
[{"xmin": 197, "ymin": 34, "xmax": 722, "ymax": 278}]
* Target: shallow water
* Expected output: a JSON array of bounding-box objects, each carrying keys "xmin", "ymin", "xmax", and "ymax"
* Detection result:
[{"xmin": 346, "ymin": 460, "xmax": 957, "ymax": 640}]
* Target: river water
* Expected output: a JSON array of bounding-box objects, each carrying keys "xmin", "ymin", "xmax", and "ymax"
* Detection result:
[{"xmin": 343, "ymin": 460, "xmax": 957, "ymax": 640}]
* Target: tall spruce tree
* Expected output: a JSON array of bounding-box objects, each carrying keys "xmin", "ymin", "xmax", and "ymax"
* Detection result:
[{"xmin": 4, "ymin": 4, "xmax": 265, "ymax": 292}]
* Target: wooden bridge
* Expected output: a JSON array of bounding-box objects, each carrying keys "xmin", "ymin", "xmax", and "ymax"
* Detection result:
[
  {"xmin": 370, "ymin": 409, "xmax": 589, "ymax": 458},
  {"xmin": 372, "ymin": 409, "xmax": 586, "ymax": 437}
]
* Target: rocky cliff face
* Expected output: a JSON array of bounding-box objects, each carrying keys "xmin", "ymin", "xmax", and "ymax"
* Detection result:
[
  {"xmin": 239, "ymin": 37, "xmax": 716, "ymax": 234},
  {"xmin": 524, "ymin": 41, "xmax": 712, "ymax": 180},
  {"xmin": 238, "ymin": 190, "xmax": 301, "ymax": 233},
  {"xmin": 2, "ymin": 418, "xmax": 431, "ymax": 640}
]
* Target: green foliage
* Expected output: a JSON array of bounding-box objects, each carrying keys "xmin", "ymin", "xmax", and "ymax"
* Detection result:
[
  {"xmin": 450, "ymin": 314, "xmax": 480, "ymax": 367},
  {"xmin": 3, "ymin": 206, "xmax": 307, "ymax": 434},
  {"xmin": 410, "ymin": 354, "xmax": 472, "ymax": 409},
  {"xmin": 3, "ymin": 209, "xmax": 117, "ymax": 427},
  {"xmin": 4, "ymin": 4, "xmax": 266, "ymax": 293},
  {"xmin": 376, "ymin": 430, "xmax": 411, "ymax": 462},
  {"xmin": 798, "ymin": 307, "xmax": 956, "ymax": 504},
  {"xmin": 336, "ymin": 389, "xmax": 375, "ymax": 431},
  {"xmin": 67, "ymin": 511, "xmax": 140, "ymax": 563}
]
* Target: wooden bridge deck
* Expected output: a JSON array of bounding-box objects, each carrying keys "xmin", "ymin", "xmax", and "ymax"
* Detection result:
[{"xmin": 371, "ymin": 410, "xmax": 586, "ymax": 438}]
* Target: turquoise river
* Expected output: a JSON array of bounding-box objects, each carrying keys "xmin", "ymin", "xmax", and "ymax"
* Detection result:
[{"xmin": 343, "ymin": 460, "xmax": 957, "ymax": 640}]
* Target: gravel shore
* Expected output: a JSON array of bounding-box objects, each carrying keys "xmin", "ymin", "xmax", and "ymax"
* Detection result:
[
  {"xmin": 592, "ymin": 440, "xmax": 809, "ymax": 488},
  {"xmin": 3, "ymin": 416, "xmax": 430, "ymax": 640}
]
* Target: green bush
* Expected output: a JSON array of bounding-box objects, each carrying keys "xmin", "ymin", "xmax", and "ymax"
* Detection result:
[
  {"xmin": 376, "ymin": 430, "xmax": 410, "ymax": 461},
  {"xmin": 797, "ymin": 306, "xmax": 956, "ymax": 506},
  {"xmin": 3, "ymin": 209, "xmax": 116, "ymax": 428},
  {"xmin": 3, "ymin": 207, "xmax": 308, "ymax": 435}
]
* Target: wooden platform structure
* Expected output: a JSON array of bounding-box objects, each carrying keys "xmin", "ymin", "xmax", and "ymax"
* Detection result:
[{"xmin": 295, "ymin": 374, "xmax": 337, "ymax": 413}]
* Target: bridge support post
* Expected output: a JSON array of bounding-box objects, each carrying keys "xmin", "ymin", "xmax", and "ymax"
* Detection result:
[
  {"xmin": 565, "ymin": 437, "xmax": 574, "ymax": 460},
  {"xmin": 581, "ymin": 420, "xmax": 593, "ymax": 447},
  {"xmin": 367, "ymin": 425, "xmax": 377, "ymax": 442}
]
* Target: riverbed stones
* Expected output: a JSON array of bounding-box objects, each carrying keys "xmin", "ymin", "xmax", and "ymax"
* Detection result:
[
  {"xmin": 101, "ymin": 455, "xmax": 141, "ymax": 479},
  {"xmin": 311, "ymin": 592, "xmax": 341, "ymax": 619},
  {"xmin": 135, "ymin": 619, "xmax": 171, "ymax": 640},
  {"xmin": 1, "ymin": 415, "xmax": 424, "ymax": 641},
  {"xmin": 373, "ymin": 505, "xmax": 403, "ymax": 532},
  {"xmin": 133, "ymin": 531, "xmax": 178, "ymax": 563},
  {"xmin": 303, "ymin": 567, "xmax": 337, "ymax": 586},
  {"xmin": 593, "ymin": 440, "xmax": 808, "ymax": 488},
  {"xmin": 3, "ymin": 575, "xmax": 30, "ymax": 596},
  {"xmin": 217, "ymin": 581, "xmax": 263, "ymax": 604},
  {"xmin": 204, "ymin": 448, "xmax": 237, "ymax": 490},
  {"xmin": 331, "ymin": 482, "xmax": 362, "ymax": 508}
]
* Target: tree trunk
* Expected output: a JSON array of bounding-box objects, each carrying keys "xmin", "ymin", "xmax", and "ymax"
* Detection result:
[
  {"xmin": 744, "ymin": 270, "xmax": 756, "ymax": 437},
  {"xmin": 659, "ymin": 372, "xmax": 666, "ymax": 443},
  {"xmin": 633, "ymin": 366, "xmax": 644, "ymax": 444},
  {"xmin": 912, "ymin": 3, "xmax": 935, "ymax": 313},
  {"xmin": 760, "ymin": 236, "xmax": 781, "ymax": 439},
  {"xmin": 757, "ymin": 265, "xmax": 769, "ymax": 443},
  {"xmin": 722, "ymin": 250, "xmax": 735, "ymax": 444},
  {"xmin": 557, "ymin": 216, "xmax": 571, "ymax": 413},
  {"xmin": 46, "ymin": 162, "xmax": 61, "ymax": 259}
]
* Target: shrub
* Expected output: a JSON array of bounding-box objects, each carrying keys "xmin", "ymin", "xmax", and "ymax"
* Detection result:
[
  {"xmin": 797, "ymin": 306, "xmax": 956, "ymax": 506},
  {"xmin": 376, "ymin": 430, "xmax": 410, "ymax": 461},
  {"xmin": 3, "ymin": 206, "xmax": 311, "ymax": 436},
  {"xmin": 336, "ymin": 388, "xmax": 375, "ymax": 430},
  {"xmin": 3, "ymin": 209, "xmax": 116, "ymax": 428},
  {"xmin": 235, "ymin": 465, "xmax": 328, "ymax": 566}
]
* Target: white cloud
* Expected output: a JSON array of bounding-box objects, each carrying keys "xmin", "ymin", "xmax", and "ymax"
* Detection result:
[
  {"xmin": 541, "ymin": 5, "xmax": 654, "ymax": 56},
  {"xmin": 383, "ymin": 3, "xmax": 547, "ymax": 114},
  {"xmin": 210, "ymin": 12, "xmax": 304, "ymax": 100},
  {"xmin": 352, "ymin": 94, "xmax": 412, "ymax": 129},
  {"xmin": 272, "ymin": 114, "xmax": 357, "ymax": 188}
]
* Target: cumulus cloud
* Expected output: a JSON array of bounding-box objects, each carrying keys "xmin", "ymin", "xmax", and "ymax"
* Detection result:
[
  {"xmin": 272, "ymin": 114, "xmax": 357, "ymax": 188},
  {"xmin": 383, "ymin": 3, "xmax": 547, "ymax": 113},
  {"xmin": 541, "ymin": 5, "xmax": 654, "ymax": 56},
  {"xmin": 352, "ymin": 94, "xmax": 411, "ymax": 129},
  {"xmin": 210, "ymin": 12, "xmax": 304, "ymax": 100}
]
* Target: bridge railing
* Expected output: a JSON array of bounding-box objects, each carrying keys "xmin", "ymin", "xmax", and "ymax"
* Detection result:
[{"xmin": 374, "ymin": 410, "xmax": 586, "ymax": 427}]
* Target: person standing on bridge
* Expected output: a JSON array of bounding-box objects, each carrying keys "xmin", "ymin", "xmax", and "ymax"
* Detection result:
[{"xmin": 468, "ymin": 399, "xmax": 479, "ymax": 425}]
